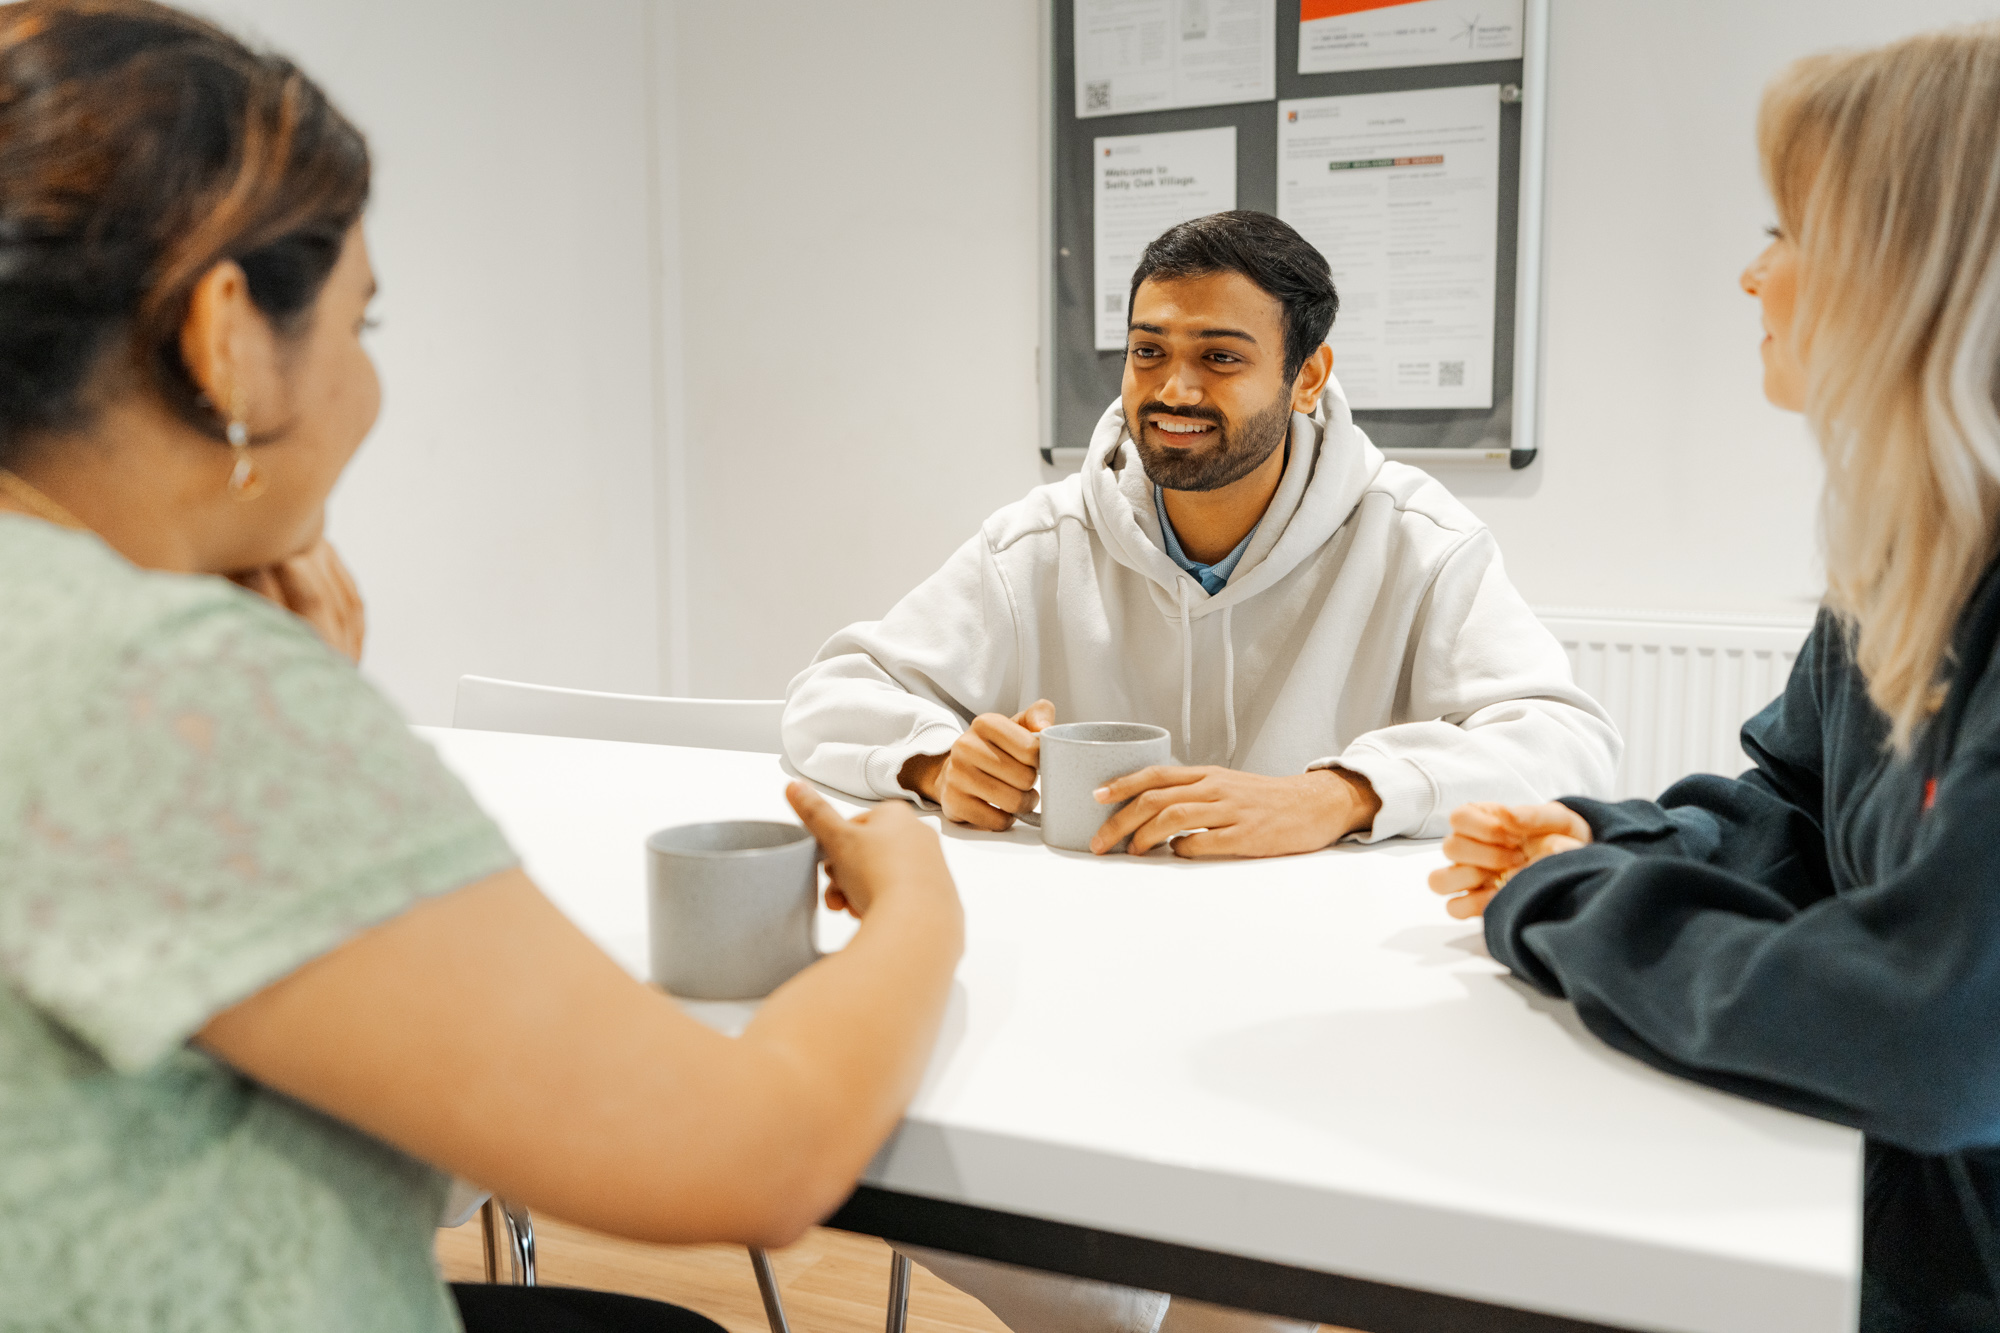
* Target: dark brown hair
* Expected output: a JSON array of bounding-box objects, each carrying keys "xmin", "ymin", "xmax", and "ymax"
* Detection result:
[
  {"xmin": 0, "ymin": 0, "xmax": 370, "ymax": 465},
  {"xmin": 1128, "ymin": 211, "xmax": 1338, "ymax": 384}
]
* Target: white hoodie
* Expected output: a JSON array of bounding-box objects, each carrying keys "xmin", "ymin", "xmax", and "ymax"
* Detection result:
[{"xmin": 784, "ymin": 384, "xmax": 1620, "ymax": 839}]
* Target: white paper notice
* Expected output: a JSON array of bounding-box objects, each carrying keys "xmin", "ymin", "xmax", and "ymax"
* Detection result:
[
  {"xmin": 1075, "ymin": 0, "xmax": 1275, "ymax": 119},
  {"xmin": 1298, "ymin": 0, "xmax": 1523, "ymax": 76},
  {"xmin": 1277, "ymin": 84, "xmax": 1500, "ymax": 409},
  {"xmin": 1094, "ymin": 127, "xmax": 1237, "ymax": 350}
]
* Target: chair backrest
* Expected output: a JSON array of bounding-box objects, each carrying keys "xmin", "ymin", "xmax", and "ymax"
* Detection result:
[{"xmin": 452, "ymin": 675, "xmax": 785, "ymax": 754}]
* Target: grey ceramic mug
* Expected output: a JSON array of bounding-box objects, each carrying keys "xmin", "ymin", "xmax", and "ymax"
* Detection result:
[
  {"xmin": 1038, "ymin": 722, "xmax": 1175, "ymax": 852},
  {"xmin": 646, "ymin": 820, "xmax": 821, "ymax": 1000}
]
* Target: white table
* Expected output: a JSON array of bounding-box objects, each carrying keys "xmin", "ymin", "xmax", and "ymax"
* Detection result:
[{"xmin": 422, "ymin": 727, "xmax": 1861, "ymax": 1333}]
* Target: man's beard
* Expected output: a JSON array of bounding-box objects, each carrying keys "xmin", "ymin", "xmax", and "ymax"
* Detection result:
[{"xmin": 1127, "ymin": 391, "xmax": 1292, "ymax": 493}]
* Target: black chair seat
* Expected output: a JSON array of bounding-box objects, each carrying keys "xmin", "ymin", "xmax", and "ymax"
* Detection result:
[{"xmin": 452, "ymin": 1282, "xmax": 730, "ymax": 1333}]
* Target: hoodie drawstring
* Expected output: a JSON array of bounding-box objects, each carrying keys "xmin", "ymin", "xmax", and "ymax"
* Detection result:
[
  {"xmin": 1177, "ymin": 583, "xmax": 1193, "ymax": 764},
  {"xmin": 1173, "ymin": 590, "xmax": 1237, "ymax": 766},
  {"xmin": 1221, "ymin": 604, "xmax": 1237, "ymax": 767}
]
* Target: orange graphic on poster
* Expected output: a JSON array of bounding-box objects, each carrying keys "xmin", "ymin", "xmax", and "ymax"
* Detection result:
[{"xmin": 1299, "ymin": 0, "xmax": 1428, "ymax": 21}]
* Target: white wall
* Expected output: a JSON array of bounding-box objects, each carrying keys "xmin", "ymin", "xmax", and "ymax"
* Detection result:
[
  {"xmin": 206, "ymin": 0, "xmax": 665, "ymax": 724},
  {"xmin": 661, "ymin": 2, "xmax": 1047, "ymax": 699},
  {"xmin": 197, "ymin": 1, "xmax": 2000, "ymax": 711},
  {"xmin": 661, "ymin": 0, "xmax": 2000, "ymax": 700},
  {"xmin": 1443, "ymin": 0, "xmax": 2000, "ymax": 622}
]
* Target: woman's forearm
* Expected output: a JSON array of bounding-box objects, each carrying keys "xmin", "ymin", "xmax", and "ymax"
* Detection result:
[
  {"xmin": 196, "ymin": 865, "xmax": 960, "ymax": 1251},
  {"xmin": 726, "ymin": 883, "xmax": 965, "ymax": 1232}
]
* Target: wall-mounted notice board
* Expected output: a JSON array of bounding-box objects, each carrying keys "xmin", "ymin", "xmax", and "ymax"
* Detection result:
[{"xmin": 1040, "ymin": 0, "xmax": 1550, "ymax": 470}]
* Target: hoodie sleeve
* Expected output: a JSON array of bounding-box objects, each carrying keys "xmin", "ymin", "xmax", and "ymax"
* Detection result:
[
  {"xmin": 1313, "ymin": 528, "xmax": 1622, "ymax": 840},
  {"xmin": 1544, "ymin": 623, "xmax": 1836, "ymax": 911},
  {"xmin": 1483, "ymin": 630, "xmax": 2000, "ymax": 1155},
  {"xmin": 783, "ymin": 532, "xmax": 1022, "ymax": 802}
]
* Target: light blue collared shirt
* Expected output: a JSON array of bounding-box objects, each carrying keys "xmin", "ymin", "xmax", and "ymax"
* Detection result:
[{"xmin": 1153, "ymin": 485, "xmax": 1256, "ymax": 596}]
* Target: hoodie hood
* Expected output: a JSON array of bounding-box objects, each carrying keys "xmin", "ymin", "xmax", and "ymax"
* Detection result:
[{"xmin": 1079, "ymin": 375, "xmax": 1387, "ymax": 621}]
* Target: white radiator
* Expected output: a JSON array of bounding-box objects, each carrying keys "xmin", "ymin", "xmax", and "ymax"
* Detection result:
[{"xmin": 1537, "ymin": 611, "xmax": 1816, "ymax": 801}]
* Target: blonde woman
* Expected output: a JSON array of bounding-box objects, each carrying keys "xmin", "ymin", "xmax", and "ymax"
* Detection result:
[{"xmin": 1430, "ymin": 26, "xmax": 2000, "ymax": 1333}]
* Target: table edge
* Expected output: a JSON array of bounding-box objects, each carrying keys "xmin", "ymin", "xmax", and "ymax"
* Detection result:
[{"xmin": 827, "ymin": 1185, "xmax": 1641, "ymax": 1333}]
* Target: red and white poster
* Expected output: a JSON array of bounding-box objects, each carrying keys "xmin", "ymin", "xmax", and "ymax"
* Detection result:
[{"xmin": 1298, "ymin": 0, "xmax": 1522, "ymax": 75}]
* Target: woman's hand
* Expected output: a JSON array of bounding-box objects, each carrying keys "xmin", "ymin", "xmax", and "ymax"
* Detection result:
[
  {"xmin": 232, "ymin": 538, "xmax": 365, "ymax": 664},
  {"xmin": 786, "ymin": 782, "xmax": 956, "ymax": 920},
  {"xmin": 1429, "ymin": 801, "xmax": 1593, "ymax": 919}
]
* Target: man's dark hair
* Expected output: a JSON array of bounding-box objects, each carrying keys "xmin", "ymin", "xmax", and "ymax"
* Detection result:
[{"xmin": 1127, "ymin": 211, "xmax": 1338, "ymax": 384}]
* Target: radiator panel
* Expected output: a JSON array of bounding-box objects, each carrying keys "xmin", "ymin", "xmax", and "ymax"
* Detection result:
[{"xmin": 1538, "ymin": 616, "xmax": 1813, "ymax": 801}]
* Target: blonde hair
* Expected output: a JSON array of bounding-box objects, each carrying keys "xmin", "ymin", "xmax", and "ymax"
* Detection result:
[{"xmin": 1760, "ymin": 26, "xmax": 2000, "ymax": 752}]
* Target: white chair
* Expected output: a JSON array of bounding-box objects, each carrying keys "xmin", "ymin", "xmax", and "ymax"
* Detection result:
[
  {"xmin": 452, "ymin": 675, "xmax": 785, "ymax": 753},
  {"xmin": 448, "ymin": 674, "xmax": 803, "ymax": 1333}
]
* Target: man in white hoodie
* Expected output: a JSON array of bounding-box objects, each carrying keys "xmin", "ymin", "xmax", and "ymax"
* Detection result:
[
  {"xmin": 783, "ymin": 212, "xmax": 1618, "ymax": 1333},
  {"xmin": 785, "ymin": 211, "xmax": 1618, "ymax": 858}
]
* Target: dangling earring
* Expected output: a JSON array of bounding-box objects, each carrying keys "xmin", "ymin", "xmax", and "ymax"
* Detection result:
[{"xmin": 225, "ymin": 388, "xmax": 264, "ymax": 500}]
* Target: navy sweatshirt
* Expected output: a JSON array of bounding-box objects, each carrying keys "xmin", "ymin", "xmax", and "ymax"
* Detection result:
[{"xmin": 1487, "ymin": 564, "xmax": 2000, "ymax": 1332}]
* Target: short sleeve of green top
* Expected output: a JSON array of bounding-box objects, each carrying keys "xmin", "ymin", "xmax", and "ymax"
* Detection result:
[{"xmin": 0, "ymin": 517, "xmax": 519, "ymax": 1333}]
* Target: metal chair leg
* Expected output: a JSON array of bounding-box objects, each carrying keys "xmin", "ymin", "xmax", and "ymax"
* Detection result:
[
  {"xmin": 481, "ymin": 1196, "xmax": 536, "ymax": 1285},
  {"xmin": 503, "ymin": 1200, "xmax": 536, "ymax": 1285},
  {"xmin": 480, "ymin": 1195, "xmax": 502, "ymax": 1283},
  {"xmin": 885, "ymin": 1249, "xmax": 913, "ymax": 1333},
  {"xmin": 748, "ymin": 1247, "xmax": 793, "ymax": 1333}
]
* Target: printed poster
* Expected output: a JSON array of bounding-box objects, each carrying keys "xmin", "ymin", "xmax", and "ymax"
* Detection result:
[
  {"xmin": 1277, "ymin": 84, "xmax": 1501, "ymax": 408},
  {"xmin": 1076, "ymin": 0, "xmax": 1275, "ymax": 119},
  {"xmin": 1298, "ymin": 0, "xmax": 1523, "ymax": 75},
  {"xmin": 1093, "ymin": 127, "xmax": 1238, "ymax": 349}
]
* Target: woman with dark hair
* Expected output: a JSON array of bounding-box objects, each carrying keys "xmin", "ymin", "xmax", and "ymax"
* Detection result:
[
  {"xmin": 0, "ymin": 3, "xmax": 965, "ymax": 1330},
  {"xmin": 1431, "ymin": 24, "xmax": 2000, "ymax": 1333}
]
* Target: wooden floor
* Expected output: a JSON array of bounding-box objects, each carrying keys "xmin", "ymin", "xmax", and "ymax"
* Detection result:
[{"xmin": 436, "ymin": 1216, "xmax": 1359, "ymax": 1333}]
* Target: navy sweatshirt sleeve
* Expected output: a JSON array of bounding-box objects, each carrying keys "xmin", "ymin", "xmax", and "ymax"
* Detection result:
[{"xmin": 1486, "ymin": 617, "xmax": 2000, "ymax": 1156}]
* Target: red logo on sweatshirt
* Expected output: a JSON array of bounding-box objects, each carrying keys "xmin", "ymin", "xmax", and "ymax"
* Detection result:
[{"xmin": 1924, "ymin": 777, "xmax": 1939, "ymax": 813}]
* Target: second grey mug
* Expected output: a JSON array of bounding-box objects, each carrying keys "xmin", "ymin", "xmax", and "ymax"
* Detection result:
[
  {"xmin": 1038, "ymin": 722, "xmax": 1175, "ymax": 852},
  {"xmin": 646, "ymin": 820, "xmax": 820, "ymax": 1000}
]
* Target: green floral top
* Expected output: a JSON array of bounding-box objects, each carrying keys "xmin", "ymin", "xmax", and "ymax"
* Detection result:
[{"xmin": 0, "ymin": 516, "xmax": 518, "ymax": 1331}]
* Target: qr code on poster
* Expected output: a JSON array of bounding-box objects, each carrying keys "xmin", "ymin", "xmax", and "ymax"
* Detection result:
[
  {"xmin": 1085, "ymin": 80, "xmax": 1112, "ymax": 112},
  {"xmin": 1438, "ymin": 360, "xmax": 1466, "ymax": 387},
  {"xmin": 1104, "ymin": 294, "xmax": 1123, "ymax": 313}
]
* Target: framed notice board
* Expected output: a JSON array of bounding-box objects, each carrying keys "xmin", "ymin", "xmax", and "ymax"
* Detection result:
[{"xmin": 1040, "ymin": 0, "xmax": 1550, "ymax": 470}]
